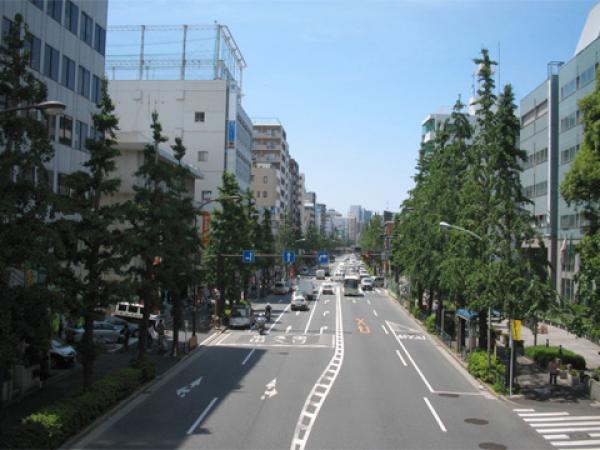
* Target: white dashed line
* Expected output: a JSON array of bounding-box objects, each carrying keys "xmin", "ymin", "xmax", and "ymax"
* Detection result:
[
  {"xmin": 187, "ymin": 397, "xmax": 218, "ymax": 434},
  {"xmin": 373, "ymin": 309, "xmax": 378, "ymax": 317},
  {"xmin": 241, "ymin": 348, "xmax": 256, "ymax": 365},
  {"xmin": 395, "ymin": 349, "xmax": 407, "ymax": 366},
  {"xmin": 381, "ymin": 324, "xmax": 389, "ymax": 335}
]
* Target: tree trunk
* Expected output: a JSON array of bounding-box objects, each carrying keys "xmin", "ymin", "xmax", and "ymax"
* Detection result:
[
  {"xmin": 171, "ymin": 290, "xmax": 181, "ymax": 357},
  {"xmin": 81, "ymin": 311, "xmax": 95, "ymax": 389},
  {"xmin": 137, "ymin": 281, "xmax": 152, "ymax": 362},
  {"xmin": 217, "ymin": 254, "xmax": 225, "ymax": 318},
  {"xmin": 478, "ymin": 309, "xmax": 488, "ymax": 350}
]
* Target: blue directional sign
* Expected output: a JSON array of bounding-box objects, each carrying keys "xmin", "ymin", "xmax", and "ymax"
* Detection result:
[
  {"xmin": 282, "ymin": 250, "xmax": 296, "ymax": 264},
  {"xmin": 242, "ymin": 250, "xmax": 255, "ymax": 264},
  {"xmin": 317, "ymin": 251, "xmax": 329, "ymax": 265}
]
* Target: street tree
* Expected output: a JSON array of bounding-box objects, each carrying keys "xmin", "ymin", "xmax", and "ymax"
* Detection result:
[
  {"xmin": 57, "ymin": 79, "xmax": 125, "ymax": 388},
  {"xmin": 0, "ymin": 14, "xmax": 62, "ymax": 385}
]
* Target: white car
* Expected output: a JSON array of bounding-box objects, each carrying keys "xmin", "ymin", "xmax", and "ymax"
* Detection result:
[
  {"xmin": 50, "ymin": 338, "xmax": 77, "ymax": 368},
  {"xmin": 322, "ymin": 283, "xmax": 335, "ymax": 295},
  {"xmin": 361, "ymin": 277, "xmax": 374, "ymax": 291},
  {"xmin": 291, "ymin": 293, "xmax": 308, "ymax": 311}
]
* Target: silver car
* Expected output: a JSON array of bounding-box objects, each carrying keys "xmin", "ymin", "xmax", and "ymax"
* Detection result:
[{"xmin": 67, "ymin": 321, "xmax": 121, "ymax": 345}]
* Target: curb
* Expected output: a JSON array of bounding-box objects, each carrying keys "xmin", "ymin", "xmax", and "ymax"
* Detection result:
[{"xmin": 60, "ymin": 328, "xmax": 224, "ymax": 450}]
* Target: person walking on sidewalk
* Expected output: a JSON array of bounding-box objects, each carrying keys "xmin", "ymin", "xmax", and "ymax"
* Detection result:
[{"xmin": 548, "ymin": 357, "xmax": 560, "ymax": 385}]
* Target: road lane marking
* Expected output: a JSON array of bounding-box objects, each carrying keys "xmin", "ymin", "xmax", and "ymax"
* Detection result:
[
  {"xmin": 261, "ymin": 378, "xmax": 278, "ymax": 400},
  {"xmin": 525, "ymin": 416, "xmax": 600, "ymax": 422},
  {"xmin": 268, "ymin": 303, "xmax": 291, "ymax": 333},
  {"xmin": 366, "ymin": 299, "xmax": 371, "ymax": 305},
  {"xmin": 176, "ymin": 376, "xmax": 203, "ymax": 398},
  {"xmin": 291, "ymin": 284, "xmax": 344, "ymax": 450},
  {"xmin": 373, "ymin": 309, "xmax": 378, "ymax": 317},
  {"xmin": 286, "ymin": 325, "xmax": 292, "ymax": 334},
  {"xmin": 395, "ymin": 349, "xmax": 407, "ymax": 366},
  {"xmin": 324, "ymin": 299, "xmax": 330, "ymax": 304},
  {"xmin": 187, "ymin": 397, "xmax": 218, "ymax": 434},
  {"xmin": 320, "ymin": 326, "xmax": 328, "ymax": 334},
  {"xmin": 214, "ymin": 332, "xmax": 230, "ymax": 346},
  {"xmin": 423, "ymin": 397, "xmax": 447, "ymax": 432},
  {"xmin": 355, "ymin": 318, "xmax": 370, "ymax": 334},
  {"xmin": 381, "ymin": 324, "xmax": 389, "ymax": 335},
  {"xmin": 519, "ymin": 412, "xmax": 570, "ymax": 417},
  {"xmin": 388, "ymin": 321, "xmax": 433, "ymax": 392},
  {"xmin": 323, "ymin": 310, "xmax": 330, "ymax": 317},
  {"xmin": 514, "ymin": 408, "xmax": 535, "ymax": 412},
  {"xmin": 543, "ymin": 435, "xmax": 569, "ymax": 440},
  {"xmin": 538, "ymin": 427, "xmax": 600, "ymax": 433},
  {"xmin": 241, "ymin": 348, "xmax": 256, "ymax": 365},
  {"xmin": 532, "ymin": 422, "xmax": 600, "ymax": 427},
  {"xmin": 303, "ymin": 296, "xmax": 320, "ymax": 334},
  {"xmin": 296, "ymin": 311, "xmax": 300, "ymax": 316}
]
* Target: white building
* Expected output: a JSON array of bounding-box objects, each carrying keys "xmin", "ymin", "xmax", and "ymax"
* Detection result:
[
  {"xmin": 109, "ymin": 79, "xmax": 252, "ymax": 205},
  {"xmin": 1, "ymin": 0, "xmax": 108, "ymax": 192}
]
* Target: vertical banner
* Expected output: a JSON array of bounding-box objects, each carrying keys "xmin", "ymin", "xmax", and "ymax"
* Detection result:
[{"xmin": 511, "ymin": 319, "xmax": 522, "ymax": 341}]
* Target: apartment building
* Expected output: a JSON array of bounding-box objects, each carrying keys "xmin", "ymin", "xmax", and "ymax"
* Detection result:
[
  {"xmin": 1, "ymin": 0, "xmax": 108, "ymax": 191},
  {"xmin": 289, "ymin": 158, "xmax": 303, "ymax": 232},
  {"xmin": 519, "ymin": 1, "xmax": 600, "ymax": 298},
  {"xmin": 302, "ymin": 191, "xmax": 316, "ymax": 234},
  {"xmin": 251, "ymin": 118, "xmax": 291, "ymax": 226},
  {"xmin": 315, "ymin": 203, "xmax": 327, "ymax": 233}
]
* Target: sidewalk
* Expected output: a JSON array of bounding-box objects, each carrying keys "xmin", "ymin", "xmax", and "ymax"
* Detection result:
[
  {"xmin": 0, "ymin": 323, "xmax": 215, "ymax": 433},
  {"xmin": 495, "ymin": 320, "xmax": 600, "ymax": 369}
]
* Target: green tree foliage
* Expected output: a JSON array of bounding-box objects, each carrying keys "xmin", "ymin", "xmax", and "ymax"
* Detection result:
[
  {"xmin": 0, "ymin": 14, "xmax": 61, "ymax": 381},
  {"xmin": 360, "ymin": 215, "xmax": 383, "ymax": 272},
  {"xmin": 257, "ymin": 209, "xmax": 275, "ymax": 288},
  {"xmin": 560, "ymin": 68, "xmax": 600, "ymax": 336},
  {"xmin": 57, "ymin": 79, "xmax": 125, "ymax": 388}
]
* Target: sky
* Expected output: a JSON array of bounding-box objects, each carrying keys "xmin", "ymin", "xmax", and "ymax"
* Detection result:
[{"xmin": 107, "ymin": 0, "xmax": 597, "ymax": 216}]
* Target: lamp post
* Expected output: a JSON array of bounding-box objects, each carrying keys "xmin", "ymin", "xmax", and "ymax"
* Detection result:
[
  {"xmin": 439, "ymin": 221, "xmax": 494, "ymax": 377},
  {"xmin": 0, "ymin": 100, "xmax": 66, "ymax": 116}
]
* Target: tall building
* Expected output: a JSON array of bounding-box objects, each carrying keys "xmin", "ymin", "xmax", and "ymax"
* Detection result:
[
  {"xmin": 519, "ymin": 2, "xmax": 600, "ymax": 299},
  {"xmin": 250, "ymin": 118, "xmax": 291, "ymax": 227},
  {"xmin": 107, "ymin": 24, "xmax": 251, "ymax": 208},
  {"xmin": 289, "ymin": 158, "xmax": 303, "ymax": 232},
  {"xmin": 302, "ymin": 191, "xmax": 316, "ymax": 234},
  {"xmin": 315, "ymin": 203, "xmax": 327, "ymax": 232},
  {"xmin": 1, "ymin": 0, "xmax": 108, "ymax": 192}
]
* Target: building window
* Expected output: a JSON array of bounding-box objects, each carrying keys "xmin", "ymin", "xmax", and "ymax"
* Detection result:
[
  {"xmin": 25, "ymin": 32, "xmax": 42, "ymax": 72},
  {"xmin": 46, "ymin": 116, "xmax": 56, "ymax": 141},
  {"xmin": 65, "ymin": 0, "xmax": 78, "ymax": 35},
  {"xmin": 579, "ymin": 66, "xmax": 595, "ymax": 88},
  {"xmin": 75, "ymin": 120, "xmax": 88, "ymax": 150},
  {"xmin": 92, "ymin": 74, "xmax": 101, "ymax": 103},
  {"xmin": 256, "ymin": 191, "xmax": 260, "ymax": 198},
  {"xmin": 77, "ymin": 65, "xmax": 90, "ymax": 98},
  {"xmin": 80, "ymin": 11, "xmax": 93, "ymax": 46},
  {"xmin": 561, "ymin": 79, "xmax": 577, "ymax": 100},
  {"xmin": 194, "ymin": 112, "xmax": 205, "ymax": 122},
  {"xmin": 201, "ymin": 190, "xmax": 212, "ymax": 201},
  {"xmin": 29, "ymin": 0, "xmax": 44, "ymax": 10},
  {"xmin": 2, "ymin": 17, "xmax": 13, "ymax": 45},
  {"xmin": 197, "ymin": 151, "xmax": 208, "ymax": 162},
  {"xmin": 263, "ymin": 176, "xmax": 268, "ymax": 184},
  {"xmin": 250, "ymin": 174, "xmax": 254, "ymax": 182},
  {"xmin": 523, "ymin": 181, "xmax": 547, "ymax": 199},
  {"xmin": 561, "ymin": 144, "xmax": 580, "ymax": 165},
  {"xmin": 560, "ymin": 213, "xmax": 588, "ymax": 231},
  {"xmin": 94, "ymin": 23, "xmax": 105, "ymax": 55},
  {"xmin": 43, "ymin": 44, "xmax": 60, "ymax": 81},
  {"xmin": 524, "ymin": 147, "xmax": 548, "ymax": 169},
  {"xmin": 263, "ymin": 191, "xmax": 267, "ymax": 198},
  {"xmin": 46, "ymin": 0, "xmax": 63, "ymax": 24},
  {"xmin": 61, "ymin": 55, "xmax": 76, "ymax": 90},
  {"xmin": 560, "ymin": 111, "xmax": 578, "ymax": 133},
  {"xmin": 59, "ymin": 115, "xmax": 73, "ymax": 146},
  {"xmin": 561, "ymin": 278, "xmax": 575, "ymax": 301}
]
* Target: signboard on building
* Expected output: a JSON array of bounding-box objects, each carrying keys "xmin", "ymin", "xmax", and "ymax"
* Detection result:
[{"xmin": 227, "ymin": 120, "xmax": 236, "ymax": 149}]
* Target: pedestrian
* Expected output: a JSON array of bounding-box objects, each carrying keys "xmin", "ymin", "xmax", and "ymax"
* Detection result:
[
  {"xmin": 548, "ymin": 357, "xmax": 560, "ymax": 385},
  {"xmin": 156, "ymin": 319, "xmax": 166, "ymax": 353}
]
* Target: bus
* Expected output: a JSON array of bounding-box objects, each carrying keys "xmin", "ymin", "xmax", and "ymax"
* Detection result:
[{"xmin": 343, "ymin": 275, "xmax": 361, "ymax": 296}]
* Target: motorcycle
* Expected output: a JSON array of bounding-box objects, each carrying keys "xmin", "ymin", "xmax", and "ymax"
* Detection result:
[
  {"xmin": 256, "ymin": 313, "xmax": 267, "ymax": 335},
  {"xmin": 265, "ymin": 304, "xmax": 272, "ymax": 322}
]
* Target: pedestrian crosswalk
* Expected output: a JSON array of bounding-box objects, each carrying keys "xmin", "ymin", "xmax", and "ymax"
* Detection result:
[{"xmin": 514, "ymin": 408, "xmax": 600, "ymax": 449}]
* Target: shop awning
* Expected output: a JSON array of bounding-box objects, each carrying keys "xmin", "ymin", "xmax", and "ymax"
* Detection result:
[{"xmin": 457, "ymin": 308, "xmax": 478, "ymax": 321}]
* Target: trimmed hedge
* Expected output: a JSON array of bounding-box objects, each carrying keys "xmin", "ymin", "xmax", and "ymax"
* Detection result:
[
  {"xmin": 524, "ymin": 345, "xmax": 586, "ymax": 370},
  {"xmin": 4, "ymin": 360, "xmax": 156, "ymax": 449},
  {"xmin": 467, "ymin": 350, "xmax": 507, "ymax": 394},
  {"xmin": 425, "ymin": 314, "xmax": 436, "ymax": 333}
]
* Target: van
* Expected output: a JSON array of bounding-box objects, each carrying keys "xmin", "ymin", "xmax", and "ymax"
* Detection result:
[
  {"xmin": 297, "ymin": 278, "xmax": 316, "ymax": 300},
  {"xmin": 114, "ymin": 302, "xmax": 159, "ymax": 323},
  {"xmin": 315, "ymin": 269, "xmax": 325, "ymax": 280}
]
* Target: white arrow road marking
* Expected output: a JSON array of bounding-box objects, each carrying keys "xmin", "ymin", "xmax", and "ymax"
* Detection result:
[
  {"xmin": 261, "ymin": 378, "xmax": 278, "ymax": 400},
  {"xmin": 323, "ymin": 310, "xmax": 330, "ymax": 317},
  {"xmin": 187, "ymin": 397, "xmax": 218, "ymax": 434},
  {"xmin": 324, "ymin": 299, "xmax": 330, "ymax": 304},
  {"xmin": 373, "ymin": 309, "xmax": 379, "ymax": 317},
  {"xmin": 366, "ymin": 299, "xmax": 371, "ymax": 305},
  {"xmin": 286, "ymin": 325, "xmax": 292, "ymax": 334},
  {"xmin": 320, "ymin": 326, "xmax": 328, "ymax": 335},
  {"xmin": 296, "ymin": 311, "xmax": 300, "ymax": 316},
  {"xmin": 352, "ymin": 299, "xmax": 356, "ymax": 304},
  {"xmin": 176, "ymin": 376, "xmax": 203, "ymax": 398}
]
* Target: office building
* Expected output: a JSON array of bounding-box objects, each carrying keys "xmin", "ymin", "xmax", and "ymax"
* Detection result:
[{"xmin": 1, "ymin": 0, "xmax": 108, "ymax": 192}]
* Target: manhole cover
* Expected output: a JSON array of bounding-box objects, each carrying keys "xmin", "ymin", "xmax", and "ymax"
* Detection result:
[
  {"xmin": 438, "ymin": 393, "xmax": 459, "ymax": 398},
  {"xmin": 465, "ymin": 418, "xmax": 489, "ymax": 425},
  {"xmin": 479, "ymin": 443, "xmax": 506, "ymax": 450}
]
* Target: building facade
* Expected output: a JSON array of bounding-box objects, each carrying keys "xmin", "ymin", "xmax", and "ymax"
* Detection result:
[{"xmin": 1, "ymin": 0, "xmax": 108, "ymax": 192}]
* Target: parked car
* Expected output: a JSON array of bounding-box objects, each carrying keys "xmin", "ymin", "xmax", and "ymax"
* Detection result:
[
  {"xmin": 372, "ymin": 276, "xmax": 385, "ymax": 288},
  {"xmin": 66, "ymin": 321, "xmax": 121, "ymax": 345},
  {"xmin": 113, "ymin": 301, "xmax": 160, "ymax": 323},
  {"xmin": 272, "ymin": 281, "xmax": 290, "ymax": 295},
  {"xmin": 291, "ymin": 293, "xmax": 309, "ymax": 311},
  {"xmin": 321, "ymin": 283, "xmax": 335, "ymax": 295},
  {"xmin": 105, "ymin": 316, "xmax": 140, "ymax": 339},
  {"xmin": 361, "ymin": 277, "xmax": 374, "ymax": 291},
  {"xmin": 229, "ymin": 304, "xmax": 255, "ymax": 329},
  {"xmin": 50, "ymin": 338, "xmax": 77, "ymax": 368},
  {"xmin": 315, "ymin": 269, "xmax": 326, "ymax": 280}
]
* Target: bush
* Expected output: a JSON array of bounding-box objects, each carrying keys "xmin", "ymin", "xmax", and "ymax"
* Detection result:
[
  {"xmin": 410, "ymin": 304, "xmax": 420, "ymax": 317},
  {"xmin": 5, "ymin": 362, "xmax": 156, "ymax": 449},
  {"xmin": 425, "ymin": 314, "xmax": 436, "ymax": 333},
  {"xmin": 524, "ymin": 345, "xmax": 586, "ymax": 370},
  {"xmin": 467, "ymin": 350, "xmax": 507, "ymax": 393}
]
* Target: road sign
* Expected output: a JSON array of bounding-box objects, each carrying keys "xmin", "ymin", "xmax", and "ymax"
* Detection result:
[
  {"xmin": 317, "ymin": 251, "xmax": 329, "ymax": 265},
  {"xmin": 242, "ymin": 250, "xmax": 255, "ymax": 264},
  {"xmin": 282, "ymin": 250, "xmax": 296, "ymax": 264}
]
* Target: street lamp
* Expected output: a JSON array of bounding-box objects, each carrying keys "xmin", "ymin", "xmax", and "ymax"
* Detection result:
[{"xmin": 0, "ymin": 100, "xmax": 66, "ymax": 116}]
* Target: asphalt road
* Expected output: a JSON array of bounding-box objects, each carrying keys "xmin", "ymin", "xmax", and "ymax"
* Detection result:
[{"xmin": 74, "ymin": 261, "xmax": 563, "ymax": 450}]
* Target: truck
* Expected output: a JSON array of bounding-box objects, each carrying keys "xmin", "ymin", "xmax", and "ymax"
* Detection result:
[{"xmin": 296, "ymin": 278, "xmax": 317, "ymax": 300}]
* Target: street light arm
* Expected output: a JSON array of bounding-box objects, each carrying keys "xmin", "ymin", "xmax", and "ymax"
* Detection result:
[
  {"xmin": 439, "ymin": 221, "xmax": 482, "ymax": 241},
  {"xmin": 0, "ymin": 100, "xmax": 66, "ymax": 116}
]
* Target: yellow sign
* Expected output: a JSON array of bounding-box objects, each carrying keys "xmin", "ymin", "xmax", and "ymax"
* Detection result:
[{"xmin": 511, "ymin": 320, "xmax": 522, "ymax": 341}]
